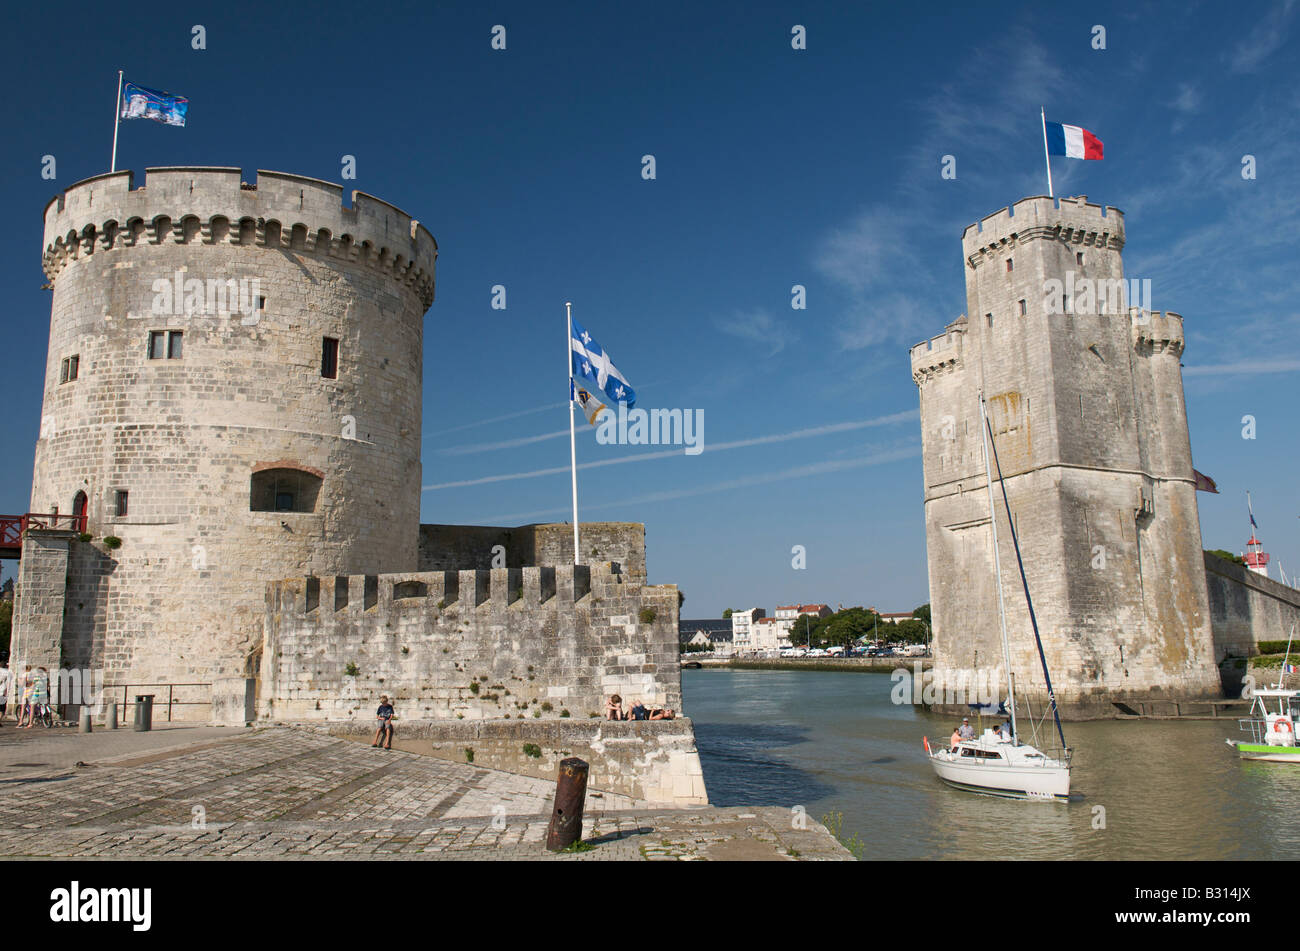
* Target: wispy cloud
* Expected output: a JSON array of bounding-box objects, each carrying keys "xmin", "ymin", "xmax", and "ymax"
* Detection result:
[
  {"xmin": 422, "ymin": 409, "xmax": 918, "ymax": 491},
  {"xmin": 1227, "ymin": 0, "xmax": 1296, "ymax": 72},
  {"xmin": 715, "ymin": 309, "xmax": 795, "ymax": 356}
]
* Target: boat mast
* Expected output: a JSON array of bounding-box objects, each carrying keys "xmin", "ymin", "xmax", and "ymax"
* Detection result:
[
  {"xmin": 1277, "ymin": 622, "xmax": 1296, "ymax": 691},
  {"xmin": 978, "ymin": 393, "xmax": 1017, "ymax": 742}
]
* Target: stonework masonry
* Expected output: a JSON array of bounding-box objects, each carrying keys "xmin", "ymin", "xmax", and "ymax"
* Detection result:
[
  {"xmin": 912, "ymin": 196, "xmax": 1223, "ymax": 719},
  {"xmin": 15, "ymin": 167, "xmax": 705, "ymax": 804}
]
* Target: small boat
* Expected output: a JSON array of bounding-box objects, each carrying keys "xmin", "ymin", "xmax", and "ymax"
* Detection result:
[
  {"xmin": 1228, "ymin": 622, "xmax": 1300, "ymax": 763},
  {"xmin": 924, "ymin": 392, "xmax": 1072, "ymax": 801},
  {"xmin": 1226, "ymin": 688, "xmax": 1300, "ymax": 763},
  {"xmin": 925, "ymin": 732, "xmax": 1071, "ymax": 801}
]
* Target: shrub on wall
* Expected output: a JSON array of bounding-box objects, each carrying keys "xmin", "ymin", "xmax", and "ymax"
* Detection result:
[
  {"xmin": 639, "ymin": 607, "xmax": 657, "ymax": 624},
  {"xmin": 102, "ymin": 536, "xmax": 122, "ymax": 550}
]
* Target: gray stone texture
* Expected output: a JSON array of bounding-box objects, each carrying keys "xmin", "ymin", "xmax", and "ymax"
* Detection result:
[{"xmin": 912, "ymin": 196, "xmax": 1222, "ymax": 718}]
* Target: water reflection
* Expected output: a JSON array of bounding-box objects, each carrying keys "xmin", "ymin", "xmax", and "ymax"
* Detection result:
[{"xmin": 683, "ymin": 668, "xmax": 1300, "ymax": 860}]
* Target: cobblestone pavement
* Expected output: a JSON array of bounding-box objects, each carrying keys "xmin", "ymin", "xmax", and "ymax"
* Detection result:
[{"xmin": 0, "ymin": 727, "xmax": 850, "ymax": 860}]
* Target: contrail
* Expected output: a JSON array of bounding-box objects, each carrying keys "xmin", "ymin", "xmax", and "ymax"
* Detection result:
[
  {"xmin": 422, "ymin": 401, "xmax": 566, "ymax": 438},
  {"xmin": 439, "ymin": 429, "xmax": 569, "ymax": 455},
  {"xmin": 1183, "ymin": 358, "xmax": 1300, "ymax": 376},
  {"xmin": 476, "ymin": 444, "xmax": 921, "ymax": 523},
  {"xmin": 421, "ymin": 409, "xmax": 919, "ymax": 491}
]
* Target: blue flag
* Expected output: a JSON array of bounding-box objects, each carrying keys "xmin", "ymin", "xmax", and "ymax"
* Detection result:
[
  {"xmin": 120, "ymin": 82, "xmax": 188, "ymax": 127},
  {"xmin": 571, "ymin": 317, "xmax": 635, "ymax": 409}
]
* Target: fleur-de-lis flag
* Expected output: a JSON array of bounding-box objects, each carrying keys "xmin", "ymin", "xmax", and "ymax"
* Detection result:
[{"xmin": 570, "ymin": 317, "xmax": 636, "ymax": 416}]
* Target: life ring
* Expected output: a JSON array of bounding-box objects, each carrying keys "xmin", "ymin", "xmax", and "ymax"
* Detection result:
[{"xmin": 1275, "ymin": 719, "xmax": 1293, "ymax": 733}]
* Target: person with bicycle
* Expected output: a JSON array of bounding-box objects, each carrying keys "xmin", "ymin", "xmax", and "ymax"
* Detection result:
[{"xmin": 33, "ymin": 668, "xmax": 52, "ymax": 726}]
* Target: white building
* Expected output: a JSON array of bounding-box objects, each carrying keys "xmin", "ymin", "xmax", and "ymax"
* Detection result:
[{"xmin": 730, "ymin": 608, "xmax": 765, "ymax": 654}]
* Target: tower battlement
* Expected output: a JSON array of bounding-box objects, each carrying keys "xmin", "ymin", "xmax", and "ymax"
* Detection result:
[
  {"xmin": 1132, "ymin": 310, "xmax": 1185, "ymax": 355},
  {"xmin": 909, "ymin": 318, "xmax": 966, "ymax": 383},
  {"xmin": 42, "ymin": 168, "xmax": 437, "ymax": 307},
  {"xmin": 962, "ymin": 195, "xmax": 1125, "ymax": 270}
]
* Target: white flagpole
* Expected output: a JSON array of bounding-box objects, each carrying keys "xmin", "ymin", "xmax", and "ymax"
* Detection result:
[
  {"xmin": 111, "ymin": 70, "xmax": 124, "ymax": 172},
  {"xmin": 566, "ymin": 301, "xmax": 581, "ymax": 565},
  {"xmin": 1041, "ymin": 107, "xmax": 1054, "ymax": 198}
]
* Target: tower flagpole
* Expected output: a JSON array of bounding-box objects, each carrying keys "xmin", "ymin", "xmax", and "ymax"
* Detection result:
[
  {"xmin": 111, "ymin": 69, "xmax": 124, "ymax": 173},
  {"xmin": 1041, "ymin": 107, "xmax": 1054, "ymax": 198},
  {"xmin": 566, "ymin": 301, "xmax": 581, "ymax": 565}
]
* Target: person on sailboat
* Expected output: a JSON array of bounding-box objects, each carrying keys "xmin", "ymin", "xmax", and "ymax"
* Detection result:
[
  {"xmin": 949, "ymin": 727, "xmax": 963, "ymax": 752},
  {"xmin": 1000, "ymin": 721, "xmax": 1014, "ymax": 742},
  {"xmin": 958, "ymin": 718, "xmax": 975, "ymax": 740}
]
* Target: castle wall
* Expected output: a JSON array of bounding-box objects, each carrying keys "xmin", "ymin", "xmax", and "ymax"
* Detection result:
[
  {"xmin": 1205, "ymin": 553, "xmax": 1300, "ymax": 659},
  {"xmin": 262, "ymin": 563, "xmax": 681, "ymax": 722},
  {"xmin": 913, "ymin": 196, "xmax": 1220, "ymax": 718},
  {"xmin": 417, "ymin": 522, "xmax": 646, "ymax": 581},
  {"xmin": 324, "ymin": 719, "xmax": 707, "ymax": 806},
  {"xmin": 25, "ymin": 167, "xmax": 437, "ymax": 690}
]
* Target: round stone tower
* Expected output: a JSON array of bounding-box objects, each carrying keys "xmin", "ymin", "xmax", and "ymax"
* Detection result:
[{"xmin": 34, "ymin": 167, "xmax": 436, "ymax": 694}]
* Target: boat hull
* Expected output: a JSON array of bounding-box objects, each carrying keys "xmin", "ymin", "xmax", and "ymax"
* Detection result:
[
  {"xmin": 928, "ymin": 753, "xmax": 1070, "ymax": 801},
  {"xmin": 1229, "ymin": 741, "xmax": 1300, "ymax": 763}
]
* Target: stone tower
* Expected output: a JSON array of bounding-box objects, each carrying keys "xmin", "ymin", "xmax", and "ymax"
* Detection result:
[
  {"xmin": 910, "ymin": 195, "xmax": 1220, "ymax": 718},
  {"xmin": 22, "ymin": 167, "xmax": 436, "ymax": 694}
]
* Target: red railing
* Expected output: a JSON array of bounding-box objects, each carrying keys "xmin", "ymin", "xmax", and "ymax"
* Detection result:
[{"xmin": 0, "ymin": 512, "xmax": 89, "ymax": 550}]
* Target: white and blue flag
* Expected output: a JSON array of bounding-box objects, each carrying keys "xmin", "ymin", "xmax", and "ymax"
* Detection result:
[
  {"xmin": 120, "ymin": 81, "xmax": 188, "ymax": 127},
  {"xmin": 571, "ymin": 317, "xmax": 636, "ymax": 411}
]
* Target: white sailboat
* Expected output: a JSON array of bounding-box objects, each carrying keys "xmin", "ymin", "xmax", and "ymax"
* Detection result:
[{"xmin": 924, "ymin": 393, "xmax": 1072, "ymax": 801}]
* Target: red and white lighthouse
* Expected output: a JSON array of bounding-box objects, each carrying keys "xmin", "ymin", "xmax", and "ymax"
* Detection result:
[{"xmin": 1244, "ymin": 492, "xmax": 1270, "ymax": 578}]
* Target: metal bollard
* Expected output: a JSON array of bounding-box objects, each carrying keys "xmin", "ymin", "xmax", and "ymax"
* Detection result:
[
  {"xmin": 545, "ymin": 756, "xmax": 590, "ymax": 851},
  {"xmin": 78, "ymin": 708, "xmax": 92, "ymax": 733},
  {"xmin": 106, "ymin": 701, "xmax": 118, "ymax": 730},
  {"xmin": 133, "ymin": 694, "xmax": 155, "ymax": 732}
]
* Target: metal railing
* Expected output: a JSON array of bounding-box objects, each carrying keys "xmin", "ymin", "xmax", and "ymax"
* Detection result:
[{"xmin": 102, "ymin": 683, "xmax": 212, "ymax": 722}]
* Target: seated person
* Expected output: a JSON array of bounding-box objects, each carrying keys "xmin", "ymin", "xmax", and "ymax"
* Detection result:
[
  {"xmin": 605, "ymin": 694, "xmax": 624, "ymax": 720},
  {"xmin": 950, "ymin": 728, "xmax": 963, "ymax": 752},
  {"xmin": 627, "ymin": 699, "xmax": 649, "ymax": 720}
]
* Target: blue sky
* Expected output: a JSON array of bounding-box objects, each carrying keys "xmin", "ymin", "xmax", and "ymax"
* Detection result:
[{"xmin": 2, "ymin": 1, "xmax": 1298, "ymax": 615}]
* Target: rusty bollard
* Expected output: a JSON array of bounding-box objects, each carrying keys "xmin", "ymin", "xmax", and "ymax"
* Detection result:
[{"xmin": 545, "ymin": 757, "xmax": 590, "ymax": 851}]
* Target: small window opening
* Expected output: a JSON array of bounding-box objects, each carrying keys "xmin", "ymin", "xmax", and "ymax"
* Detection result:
[
  {"xmin": 322, "ymin": 337, "xmax": 339, "ymax": 379},
  {"xmin": 114, "ymin": 490, "xmax": 129, "ymax": 517}
]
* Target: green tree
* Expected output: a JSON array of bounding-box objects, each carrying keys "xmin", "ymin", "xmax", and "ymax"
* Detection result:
[
  {"xmin": 1206, "ymin": 549, "xmax": 1245, "ymax": 566},
  {"xmin": 722, "ymin": 608, "xmax": 733, "ymax": 619},
  {"xmin": 913, "ymin": 603, "xmax": 931, "ymax": 625}
]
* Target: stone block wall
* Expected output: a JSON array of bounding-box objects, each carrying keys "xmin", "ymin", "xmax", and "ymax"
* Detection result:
[
  {"xmin": 261, "ymin": 562, "xmax": 680, "ymax": 722},
  {"xmin": 1205, "ymin": 552, "xmax": 1300, "ymax": 659},
  {"xmin": 417, "ymin": 522, "xmax": 646, "ymax": 581},
  {"xmin": 326, "ymin": 718, "xmax": 708, "ymax": 806}
]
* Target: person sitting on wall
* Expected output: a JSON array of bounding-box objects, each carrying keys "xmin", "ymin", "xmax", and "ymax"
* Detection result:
[
  {"xmin": 648, "ymin": 707, "xmax": 676, "ymax": 720},
  {"xmin": 372, "ymin": 695, "xmax": 395, "ymax": 750},
  {"xmin": 627, "ymin": 699, "xmax": 649, "ymax": 720},
  {"xmin": 605, "ymin": 694, "xmax": 624, "ymax": 721}
]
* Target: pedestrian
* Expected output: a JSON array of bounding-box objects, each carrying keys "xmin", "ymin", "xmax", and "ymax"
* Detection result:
[
  {"xmin": 372, "ymin": 695, "xmax": 394, "ymax": 749},
  {"xmin": 0, "ymin": 662, "xmax": 10, "ymax": 725},
  {"xmin": 17, "ymin": 666, "xmax": 34, "ymax": 728}
]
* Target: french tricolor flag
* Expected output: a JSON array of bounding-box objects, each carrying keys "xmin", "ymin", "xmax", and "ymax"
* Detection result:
[{"xmin": 1045, "ymin": 121, "xmax": 1104, "ymax": 160}]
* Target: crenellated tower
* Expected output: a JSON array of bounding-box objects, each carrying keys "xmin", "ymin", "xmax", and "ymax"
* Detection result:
[
  {"xmin": 19, "ymin": 167, "xmax": 437, "ymax": 693},
  {"xmin": 911, "ymin": 196, "xmax": 1220, "ymax": 718}
]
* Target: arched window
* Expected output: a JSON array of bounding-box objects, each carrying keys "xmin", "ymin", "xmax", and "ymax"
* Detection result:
[{"xmin": 250, "ymin": 468, "xmax": 322, "ymax": 513}]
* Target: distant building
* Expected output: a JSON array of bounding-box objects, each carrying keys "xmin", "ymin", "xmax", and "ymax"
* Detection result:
[
  {"xmin": 679, "ymin": 619, "xmax": 733, "ymax": 654},
  {"xmin": 0, "ymin": 578, "xmax": 13, "ymax": 603},
  {"xmin": 878, "ymin": 611, "xmax": 915, "ymax": 625},
  {"xmin": 730, "ymin": 608, "xmax": 765, "ymax": 654}
]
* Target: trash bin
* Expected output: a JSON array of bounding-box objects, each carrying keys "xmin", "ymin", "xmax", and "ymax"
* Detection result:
[{"xmin": 133, "ymin": 694, "xmax": 155, "ymax": 732}]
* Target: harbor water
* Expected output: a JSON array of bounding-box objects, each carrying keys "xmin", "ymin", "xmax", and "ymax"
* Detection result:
[{"xmin": 682, "ymin": 668, "xmax": 1300, "ymax": 860}]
